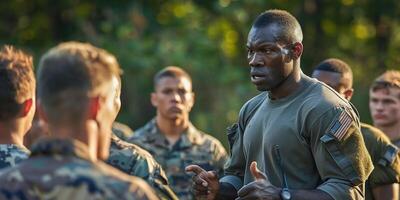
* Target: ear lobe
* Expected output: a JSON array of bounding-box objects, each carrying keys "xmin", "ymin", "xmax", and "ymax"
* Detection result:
[
  {"xmin": 20, "ymin": 98, "xmax": 33, "ymax": 117},
  {"xmin": 344, "ymin": 88, "xmax": 354, "ymax": 101},
  {"xmin": 89, "ymin": 97, "xmax": 100, "ymax": 120}
]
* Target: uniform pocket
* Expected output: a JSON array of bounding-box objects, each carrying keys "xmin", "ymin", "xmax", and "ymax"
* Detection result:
[{"xmin": 320, "ymin": 133, "xmax": 362, "ymax": 185}]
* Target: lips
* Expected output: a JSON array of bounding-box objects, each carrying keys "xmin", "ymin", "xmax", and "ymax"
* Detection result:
[{"xmin": 373, "ymin": 114, "xmax": 386, "ymax": 120}]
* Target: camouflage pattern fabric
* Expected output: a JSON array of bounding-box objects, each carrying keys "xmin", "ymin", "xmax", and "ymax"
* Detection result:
[
  {"xmin": 108, "ymin": 134, "xmax": 178, "ymax": 200},
  {"xmin": 128, "ymin": 119, "xmax": 228, "ymax": 200},
  {"xmin": 0, "ymin": 144, "xmax": 29, "ymax": 169},
  {"xmin": 112, "ymin": 122, "xmax": 134, "ymax": 141},
  {"xmin": 0, "ymin": 137, "xmax": 158, "ymax": 200}
]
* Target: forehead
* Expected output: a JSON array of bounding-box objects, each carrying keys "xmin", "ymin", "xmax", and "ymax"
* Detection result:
[
  {"xmin": 247, "ymin": 24, "xmax": 283, "ymax": 46},
  {"xmin": 155, "ymin": 76, "xmax": 192, "ymax": 90},
  {"xmin": 370, "ymin": 88, "xmax": 400, "ymax": 99}
]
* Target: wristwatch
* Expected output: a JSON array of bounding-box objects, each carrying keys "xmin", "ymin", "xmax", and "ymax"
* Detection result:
[{"xmin": 280, "ymin": 188, "xmax": 291, "ymax": 200}]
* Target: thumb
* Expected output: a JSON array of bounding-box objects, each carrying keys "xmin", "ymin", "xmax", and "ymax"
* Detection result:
[{"xmin": 250, "ymin": 161, "xmax": 268, "ymax": 181}]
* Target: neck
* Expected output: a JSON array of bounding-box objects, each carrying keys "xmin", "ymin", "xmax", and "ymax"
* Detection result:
[
  {"xmin": 269, "ymin": 64, "xmax": 302, "ymax": 99},
  {"xmin": 0, "ymin": 121, "xmax": 26, "ymax": 147},
  {"xmin": 375, "ymin": 123, "xmax": 400, "ymax": 142},
  {"xmin": 48, "ymin": 121, "xmax": 98, "ymax": 162},
  {"xmin": 156, "ymin": 115, "xmax": 189, "ymax": 144}
]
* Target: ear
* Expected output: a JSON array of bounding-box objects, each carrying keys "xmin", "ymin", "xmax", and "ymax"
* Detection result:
[
  {"xmin": 20, "ymin": 98, "xmax": 33, "ymax": 117},
  {"xmin": 88, "ymin": 97, "xmax": 101, "ymax": 120},
  {"xmin": 344, "ymin": 88, "xmax": 354, "ymax": 101},
  {"xmin": 150, "ymin": 92, "xmax": 158, "ymax": 107},
  {"xmin": 291, "ymin": 42, "xmax": 303, "ymax": 59},
  {"xmin": 188, "ymin": 92, "xmax": 195, "ymax": 109}
]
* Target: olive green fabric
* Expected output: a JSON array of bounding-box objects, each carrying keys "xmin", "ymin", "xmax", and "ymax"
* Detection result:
[
  {"xmin": 223, "ymin": 75, "xmax": 373, "ymax": 200},
  {"xmin": 361, "ymin": 123, "xmax": 400, "ymax": 200}
]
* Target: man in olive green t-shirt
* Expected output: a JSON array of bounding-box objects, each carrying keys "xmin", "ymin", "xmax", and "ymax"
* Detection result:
[
  {"xmin": 187, "ymin": 9, "xmax": 373, "ymax": 200},
  {"xmin": 312, "ymin": 58, "xmax": 400, "ymax": 200}
]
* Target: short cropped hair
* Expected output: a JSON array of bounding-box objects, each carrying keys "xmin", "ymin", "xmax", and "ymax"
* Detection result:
[
  {"xmin": 252, "ymin": 9, "xmax": 303, "ymax": 44},
  {"xmin": 370, "ymin": 70, "xmax": 400, "ymax": 94},
  {"xmin": 0, "ymin": 45, "xmax": 35, "ymax": 121},
  {"xmin": 153, "ymin": 66, "xmax": 192, "ymax": 89},
  {"xmin": 314, "ymin": 58, "xmax": 353, "ymax": 89},
  {"xmin": 37, "ymin": 42, "xmax": 121, "ymax": 125}
]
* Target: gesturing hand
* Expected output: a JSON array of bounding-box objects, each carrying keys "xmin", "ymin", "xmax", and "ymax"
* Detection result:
[
  {"xmin": 185, "ymin": 165, "xmax": 219, "ymax": 200},
  {"xmin": 236, "ymin": 161, "xmax": 281, "ymax": 200}
]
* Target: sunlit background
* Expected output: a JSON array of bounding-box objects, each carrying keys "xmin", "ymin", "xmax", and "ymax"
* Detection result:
[{"xmin": 1, "ymin": 0, "xmax": 399, "ymax": 147}]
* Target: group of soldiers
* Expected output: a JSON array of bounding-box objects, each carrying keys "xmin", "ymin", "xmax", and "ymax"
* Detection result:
[{"xmin": 0, "ymin": 8, "xmax": 400, "ymax": 200}]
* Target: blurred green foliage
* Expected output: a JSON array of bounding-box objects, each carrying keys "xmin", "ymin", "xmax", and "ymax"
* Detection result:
[{"xmin": 1, "ymin": 0, "xmax": 399, "ymax": 148}]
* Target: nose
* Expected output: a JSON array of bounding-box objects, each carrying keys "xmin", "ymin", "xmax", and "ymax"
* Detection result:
[
  {"xmin": 171, "ymin": 91, "xmax": 182, "ymax": 103},
  {"xmin": 249, "ymin": 52, "xmax": 264, "ymax": 67}
]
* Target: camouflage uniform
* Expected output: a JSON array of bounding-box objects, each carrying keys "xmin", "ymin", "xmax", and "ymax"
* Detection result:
[
  {"xmin": 128, "ymin": 119, "xmax": 228, "ymax": 200},
  {"xmin": 112, "ymin": 121, "xmax": 134, "ymax": 141},
  {"xmin": 108, "ymin": 133, "xmax": 178, "ymax": 200},
  {"xmin": 0, "ymin": 144, "xmax": 29, "ymax": 169},
  {"xmin": 0, "ymin": 137, "xmax": 158, "ymax": 200}
]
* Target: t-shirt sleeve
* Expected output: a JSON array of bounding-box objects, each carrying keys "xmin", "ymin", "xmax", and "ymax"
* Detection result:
[
  {"xmin": 307, "ymin": 106, "xmax": 374, "ymax": 200},
  {"xmin": 364, "ymin": 127, "xmax": 400, "ymax": 187}
]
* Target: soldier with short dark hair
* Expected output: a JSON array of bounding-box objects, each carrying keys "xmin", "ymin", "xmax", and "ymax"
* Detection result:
[
  {"xmin": 128, "ymin": 66, "xmax": 227, "ymax": 200},
  {"xmin": 0, "ymin": 45, "xmax": 35, "ymax": 169},
  {"xmin": 312, "ymin": 58, "xmax": 400, "ymax": 200},
  {"xmin": 0, "ymin": 42, "xmax": 158, "ymax": 199},
  {"xmin": 187, "ymin": 9, "xmax": 373, "ymax": 200}
]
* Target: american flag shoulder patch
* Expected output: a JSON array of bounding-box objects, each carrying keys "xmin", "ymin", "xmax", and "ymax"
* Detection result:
[{"xmin": 327, "ymin": 110, "xmax": 353, "ymax": 141}]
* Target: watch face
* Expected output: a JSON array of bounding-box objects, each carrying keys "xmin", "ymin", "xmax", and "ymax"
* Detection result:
[{"xmin": 281, "ymin": 190, "xmax": 291, "ymax": 200}]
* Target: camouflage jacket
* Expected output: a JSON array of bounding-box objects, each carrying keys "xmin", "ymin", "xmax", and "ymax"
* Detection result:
[
  {"xmin": 128, "ymin": 119, "xmax": 228, "ymax": 200},
  {"xmin": 107, "ymin": 134, "xmax": 178, "ymax": 200},
  {"xmin": 112, "ymin": 122, "xmax": 134, "ymax": 141},
  {"xmin": 0, "ymin": 144, "xmax": 29, "ymax": 169},
  {"xmin": 0, "ymin": 137, "xmax": 158, "ymax": 200}
]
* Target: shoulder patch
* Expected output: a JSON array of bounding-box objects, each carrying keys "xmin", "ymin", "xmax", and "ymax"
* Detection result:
[
  {"xmin": 378, "ymin": 144, "xmax": 399, "ymax": 166},
  {"xmin": 327, "ymin": 110, "xmax": 353, "ymax": 141}
]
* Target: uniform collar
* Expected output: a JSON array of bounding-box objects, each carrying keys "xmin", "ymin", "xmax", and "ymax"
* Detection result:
[
  {"xmin": 30, "ymin": 137, "xmax": 92, "ymax": 161},
  {"xmin": 143, "ymin": 118, "xmax": 202, "ymax": 149},
  {"xmin": 0, "ymin": 144, "xmax": 30, "ymax": 154}
]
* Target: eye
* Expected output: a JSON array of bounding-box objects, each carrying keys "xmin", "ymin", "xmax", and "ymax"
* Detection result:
[
  {"xmin": 260, "ymin": 48, "xmax": 272, "ymax": 54},
  {"xmin": 247, "ymin": 48, "xmax": 254, "ymax": 55}
]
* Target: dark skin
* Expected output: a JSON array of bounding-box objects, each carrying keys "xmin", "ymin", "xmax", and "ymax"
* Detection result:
[
  {"xmin": 312, "ymin": 69, "xmax": 399, "ymax": 200},
  {"xmin": 186, "ymin": 23, "xmax": 333, "ymax": 200}
]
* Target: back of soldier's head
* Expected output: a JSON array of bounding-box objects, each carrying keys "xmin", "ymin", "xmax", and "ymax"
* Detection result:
[
  {"xmin": 153, "ymin": 66, "xmax": 192, "ymax": 90},
  {"xmin": 313, "ymin": 58, "xmax": 353, "ymax": 89},
  {"xmin": 37, "ymin": 42, "xmax": 121, "ymax": 125},
  {"xmin": 370, "ymin": 70, "xmax": 400, "ymax": 94},
  {"xmin": 252, "ymin": 9, "xmax": 303, "ymax": 44},
  {"xmin": 0, "ymin": 45, "xmax": 35, "ymax": 122}
]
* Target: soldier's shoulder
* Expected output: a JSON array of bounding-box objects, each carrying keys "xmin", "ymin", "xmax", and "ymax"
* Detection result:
[
  {"xmin": 110, "ymin": 135, "xmax": 156, "ymax": 163},
  {"xmin": 193, "ymin": 128, "xmax": 226, "ymax": 151},
  {"xmin": 0, "ymin": 145, "xmax": 29, "ymax": 169},
  {"xmin": 361, "ymin": 123, "xmax": 391, "ymax": 143}
]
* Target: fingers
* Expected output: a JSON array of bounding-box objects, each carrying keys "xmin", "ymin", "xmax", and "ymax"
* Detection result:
[
  {"xmin": 186, "ymin": 165, "xmax": 207, "ymax": 175},
  {"xmin": 250, "ymin": 161, "xmax": 268, "ymax": 181},
  {"xmin": 237, "ymin": 181, "xmax": 257, "ymax": 198}
]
